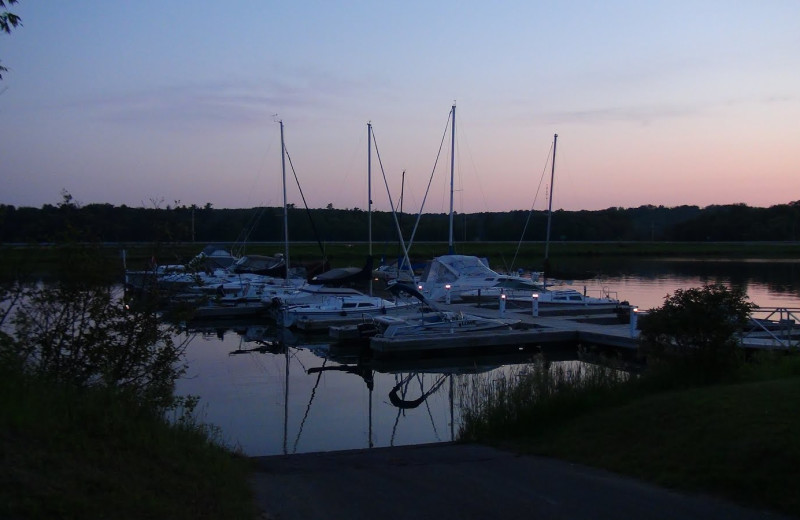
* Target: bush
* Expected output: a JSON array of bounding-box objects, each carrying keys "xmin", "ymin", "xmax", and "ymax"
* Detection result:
[
  {"xmin": 638, "ymin": 284, "xmax": 756, "ymax": 382},
  {"xmin": 1, "ymin": 279, "xmax": 188, "ymax": 411}
]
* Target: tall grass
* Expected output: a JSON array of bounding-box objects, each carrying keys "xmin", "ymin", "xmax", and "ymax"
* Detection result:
[
  {"xmin": 0, "ymin": 365, "xmax": 256, "ymax": 520},
  {"xmin": 458, "ymin": 355, "xmax": 629, "ymax": 442}
]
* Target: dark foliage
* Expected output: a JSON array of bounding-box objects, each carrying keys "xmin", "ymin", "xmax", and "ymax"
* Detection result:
[
  {"xmin": 638, "ymin": 284, "xmax": 756, "ymax": 382},
  {"xmin": 0, "ymin": 241, "xmax": 188, "ymax": 410},
  {"xmin": 1, "ymin": 201, "xmax": 799, "ymax": 244}
]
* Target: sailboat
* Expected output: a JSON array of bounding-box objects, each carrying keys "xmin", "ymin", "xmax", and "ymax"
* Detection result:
[
  {"xmin": 188, "ymin": 121, "xmax": 311, "ymax": 319},
  {"xmin": 270, "ymin": 121, "xmax": 417, "ymax": 328},
  {"xmin": 498, "ymin": 134, "xmax": 622, "ymax": 307},
  {"xmin": 406, "ymin": 104, "xmax": 543, "ymax": 302}
]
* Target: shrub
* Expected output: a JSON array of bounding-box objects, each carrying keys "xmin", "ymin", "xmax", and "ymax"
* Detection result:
[
  {"xmin": 1, "ymin": 280, "xmax": 188, "ymax": 411},
  {"xmin": 638, "ymin": 283, "xmax": 756, "ymax": 382}
]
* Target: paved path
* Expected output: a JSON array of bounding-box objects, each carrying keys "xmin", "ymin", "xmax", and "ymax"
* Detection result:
[{"xmin": 250, "ymin": 443, "xmax": 789, "ymax": 520}]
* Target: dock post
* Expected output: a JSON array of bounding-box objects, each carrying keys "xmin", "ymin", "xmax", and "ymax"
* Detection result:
[
  {"xmin": 499, "ymin": 293, "xmax": 506, "ymax": 316},
  {"xmin": 532, "ymin": 293, "xmax": 539, "ymax": 317},
  {"xmin": 445, "ymin": 284, "xmax": 452, "ymax": 305},
  {"xmin": 630, "ymin": 307, "xmax": 639, "ymax": 337}
]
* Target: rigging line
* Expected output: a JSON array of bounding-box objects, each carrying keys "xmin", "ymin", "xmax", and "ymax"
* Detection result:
[
  {"xmin": 510, "ymin": 141, "xmax": 554, "ymax": 272},
  {"xmin": 371, "ymin": 127, "xmax": 416, "ymax": 281},
  {"xmin": 283, "ymin": 144, "xmax": 328, "ymax": 263},
  {"xmin": 390, "ymin": 372, "xmax": 413, "ymax": 445},
  {"xmin": 288, "ymin": 347, "xmax": 309, "ymax": 373},
  {"xmin": 407, "ymin": 108, "xmax": 453, "ymax": 252},
  {"xmin": 293, "ymin": 357, "xmax": 327, "ymax": 453},
  {"xmin": 419, "ymin": 374, "xmax": 446, "ymax": 441},
  {"xmin": 232, "ymin": 206, "xmax": 269, "ymax": 255}
]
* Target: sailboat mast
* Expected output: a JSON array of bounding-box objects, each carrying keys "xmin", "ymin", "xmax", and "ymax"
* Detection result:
[
  {"xmin": 399, "ymin": 170, "xmax": 406, "ymax": 216},
  {"xmin": 368, "ymin": 122, "xmax": 373, "ymax": 296},
  {"xmin": 544, "ymin": 133, "xmax": 558, "ymax": 265},
  {"xmin": 280, "ymin": 120, "xmax": 290, "ymax": 283},
  {"xmin": 448, "ymin": 103, "xmax": 456, "ymax": 255}
]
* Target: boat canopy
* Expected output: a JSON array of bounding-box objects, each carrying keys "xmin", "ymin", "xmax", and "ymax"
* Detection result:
[{"xmin": 419, "ymin": 255, "xmax": 494, "ymax": 284}]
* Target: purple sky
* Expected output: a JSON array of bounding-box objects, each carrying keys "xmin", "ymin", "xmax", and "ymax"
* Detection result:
[{"xmin": 2, "ymin": 1, "xmax": 798, "ymax": 213}]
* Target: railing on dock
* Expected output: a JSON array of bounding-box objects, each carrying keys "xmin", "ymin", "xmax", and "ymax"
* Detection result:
[{"xmin": 741, "ymin": 307, "xmax": 800, "ymax": 349}]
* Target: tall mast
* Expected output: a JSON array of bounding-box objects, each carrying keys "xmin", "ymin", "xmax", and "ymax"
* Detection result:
[
  {"xmin": 448, "ymin": 103, "xmax": 456, "ymax": 255},
  {"xmin": 367, "ymin": 122, "xmax": 373, "ymax": 296},
  {"xmin": 399, "ymin": 169, "xmax": 405, "ymax": 216},
  {"xmin": 280, "ymin": 120, "xmax": 290, "ymax": 283},
  {"xmin": 544, "ymin": 133, "xmax": 558, "ymax": 268}
]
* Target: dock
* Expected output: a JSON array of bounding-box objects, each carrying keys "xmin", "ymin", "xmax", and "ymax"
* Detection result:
[
  {"xmin": 331, "ymin": 302, "xmax": 800, "ymax": 355},
  {"xmin": 370, "ymin": 303, "xmax": 639, "ymax": 354}
]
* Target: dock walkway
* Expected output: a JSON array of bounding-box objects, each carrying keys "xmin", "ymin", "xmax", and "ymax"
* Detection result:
[
  {"xmin": 360, "ymin": 301, "xmax": 800, "ymax": 354},
  {"xmin": 367, "ymin": 302, "xmax": 640, "ymax": 353}
]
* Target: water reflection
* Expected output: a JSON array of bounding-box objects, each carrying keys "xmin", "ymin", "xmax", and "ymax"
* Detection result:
[
  {"xmin": 561, "ymin": 257, "xmax": 800, "ymax": 302},
  {"xmin": 176, "ymin": 320, "xmax": 548, "ymax": 456},
  {"xmin": 174, "ymin": 260, "xmax": 800, "ymax": 456}
]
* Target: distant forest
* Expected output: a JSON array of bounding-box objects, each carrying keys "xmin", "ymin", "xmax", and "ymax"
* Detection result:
[{"xmin": 1, "ymin": 201, "xmax": 799, "ymax": 245}]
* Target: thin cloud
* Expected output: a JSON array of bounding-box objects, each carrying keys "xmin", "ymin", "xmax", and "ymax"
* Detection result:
[
  {"xmin": 538, "ymin": 104, "xmax": 701, "ymax": 126},
  {"xmin": 48, "ymin": 67, "xmax": 382, "ymax": 129}
]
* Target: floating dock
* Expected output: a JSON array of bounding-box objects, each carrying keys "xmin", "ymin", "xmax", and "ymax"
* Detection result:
[
  {"xmin": 368, "ymin": 303, "xmax": 638, "ymax": 354},
  {"xmin": 330, "ymin": 302, "xmax": 800, "ymax": 355}
]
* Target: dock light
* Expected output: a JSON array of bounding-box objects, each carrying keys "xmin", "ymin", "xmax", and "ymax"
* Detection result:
[
  {"xmin": 630, "ymin": 306, "xmax": 639, "ymax": 337},
  {"xmin": 445, "ymin": 284, "xmax": 452, "ymax": 304},
  {"xmin": 531, "ymin": 293, "xmax": 539, "ymax": 317},
  {"xmin": 499, "ymin": 292, "xmax": 507, "ymax": 315}
]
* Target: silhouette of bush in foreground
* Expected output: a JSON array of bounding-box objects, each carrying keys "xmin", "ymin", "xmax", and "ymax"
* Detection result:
[{"xmin": 639, "ymin": 284, "xmax": 756, "ymax": 383}]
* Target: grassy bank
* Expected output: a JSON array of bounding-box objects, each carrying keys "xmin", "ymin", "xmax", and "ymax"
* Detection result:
[
  {"xmin": 458, "ymin": 355, "xmax": 800, "ymax": 517},
  {"xmin": 0, "ymin": 368, "xmax": 256, "ymax": 519},
  {"xmin": 2, "ymin": 240, "xmax": 798, "ymax": 281}
]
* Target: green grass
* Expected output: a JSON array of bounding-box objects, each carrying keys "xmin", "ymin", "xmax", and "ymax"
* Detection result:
[
  {"xmin": 0, "ymin": 369, "xmax": 257, "ymax": 520},
  {"xmin": 3, "ymin": 240, "xmax": 798, "ymax": 282},
  {"xmin": 458, "ymin": 355, "xmax": 800, "ymax": 517},
  {"xmin": 527, "ymin": 379, "xmax": 800, "ymax": 513}
]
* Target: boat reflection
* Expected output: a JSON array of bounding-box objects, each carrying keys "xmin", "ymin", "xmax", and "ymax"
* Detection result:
[{"xmin": 182, "ymin": 320, "xmax": 558, "ymax": 455}]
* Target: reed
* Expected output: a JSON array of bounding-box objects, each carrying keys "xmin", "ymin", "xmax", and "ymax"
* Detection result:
[{"xmin": 457, "ymin": 355, "xmax": 630, "ymax": 442}]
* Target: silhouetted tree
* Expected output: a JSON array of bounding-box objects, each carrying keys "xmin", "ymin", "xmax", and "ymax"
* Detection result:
[{"xmin": 0, "ymin": 0, "xmax": 22, "ymax": 80}]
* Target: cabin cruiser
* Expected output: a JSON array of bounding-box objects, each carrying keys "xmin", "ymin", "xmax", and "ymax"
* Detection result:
[
  {"xmin": 410, "ymin": 254, "xmax": 542, "ymax": 302},
  {"xmin": 266, "ymin": 284, "xmax": 418, "ymax": 328}
]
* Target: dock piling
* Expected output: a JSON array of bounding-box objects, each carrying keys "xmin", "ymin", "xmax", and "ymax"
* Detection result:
[{"xmin": 630, "ymin": 307, "xmax": 639, "ymax": 337}]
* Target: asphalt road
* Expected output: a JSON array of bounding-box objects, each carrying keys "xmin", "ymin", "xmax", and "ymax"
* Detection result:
[{"xmin": 250, "ymin": 443, "xmax": 790, "ymax": 520}]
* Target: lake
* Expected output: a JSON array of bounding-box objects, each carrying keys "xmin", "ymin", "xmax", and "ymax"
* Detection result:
[{"xmin": 174, "ymin": 258, "xmax": 800, "ymax": 456}]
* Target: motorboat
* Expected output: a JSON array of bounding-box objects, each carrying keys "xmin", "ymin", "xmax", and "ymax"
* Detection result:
[
  {"xmin": 506, "ymin": 286, "xmax": 622, "ymax": 306},
  {"xmin": 275, "ymin": 289, "xmax": 416, "ymax": 329},
  {"xmin": 371, "ymin": 310, "xmax": 519, "ymax": 339},
  {"xmin": 124, "ymin": 244, "xmax": 238, "ymax": 292},
  {"xmin": 411, "ymin": 254, "xmax": 542, "ymax": 302}
]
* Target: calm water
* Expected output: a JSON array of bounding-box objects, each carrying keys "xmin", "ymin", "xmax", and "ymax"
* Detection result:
[{"xmin": 174, "ymin": 258, "xmax": 800, "ymax": 456}]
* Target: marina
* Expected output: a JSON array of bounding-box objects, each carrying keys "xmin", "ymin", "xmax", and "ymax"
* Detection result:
[{"xmin": 171, "ymin": 258, "xmax": 800, "ymax": 457}]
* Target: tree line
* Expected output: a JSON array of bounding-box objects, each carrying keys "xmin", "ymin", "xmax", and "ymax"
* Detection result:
[{"xmin": 1, "ymin": 200, "xmax": 799, "ymax": 245}]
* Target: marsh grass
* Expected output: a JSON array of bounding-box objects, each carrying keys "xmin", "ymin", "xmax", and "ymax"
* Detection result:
[
  {"xmin": 458, "ymin": 355, "xmax": 630, "ymax": 441},
  {"xmin": 0, "ymin": 367, "xmax": 256, "ymax": 520}
]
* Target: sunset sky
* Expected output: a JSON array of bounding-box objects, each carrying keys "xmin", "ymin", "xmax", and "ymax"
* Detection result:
[{"xmin": 1, "ymin": 1, "xmax": 798, "ymax": 213}]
